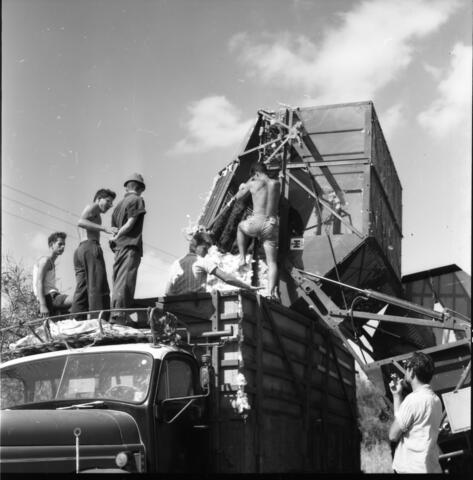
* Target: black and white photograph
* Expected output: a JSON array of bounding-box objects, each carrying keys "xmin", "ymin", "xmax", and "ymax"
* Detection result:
[{"xmin": 1, "ymin": 0, "xmax": 471, "ymax": 474}]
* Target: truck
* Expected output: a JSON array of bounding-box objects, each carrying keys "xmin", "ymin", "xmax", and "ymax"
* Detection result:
[
  {"xmin": 1, "ymin": 101, "xmax": 470, "ymax": 473},
  {"xmin": 0, "ymin": 292, "xmax": 359, "ymax": 473}
]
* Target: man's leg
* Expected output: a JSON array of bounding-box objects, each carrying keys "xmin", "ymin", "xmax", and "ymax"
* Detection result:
[
  {"xmin": 86, "ymin": 243, "xmax": 111, "ymax": 320},
  {"xmin": 112, "ymin": 248, "xmax": 128, "ymax": 311},
  {"xmin": 50, "ymin": 293, "xmax": 72, "ymax": 316},
  {"xmin": 237, "ymin": 224, "xmax": 250, "ymax": 267},
  {"xmin": 263, "ymin": 241, "xmax": 279, "ymax": 301},
  {"xmin": 111, "ymin": 247, "xmax": 140, "ymax": 319},
  {"xmin": 70, "ymin": 245, "xmax": 88, "ymax": 319},
  {"xmin": 124, "ymin": 249, "xmax": 140, "ymax": 306}
]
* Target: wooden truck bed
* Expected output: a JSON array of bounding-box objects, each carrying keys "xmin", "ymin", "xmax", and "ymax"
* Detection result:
[{"xmin": 158, "ymin": 290, "xmax": 360, "ymax": 473}]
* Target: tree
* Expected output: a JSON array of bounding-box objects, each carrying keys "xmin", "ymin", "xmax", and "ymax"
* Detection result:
[
  {"xmin": 356, "ymin": 373, "xmax": 392, "ymax": 448},
  {"xmin": 1, "ymin": 255, "xmax": 39, "ymax": 360}
]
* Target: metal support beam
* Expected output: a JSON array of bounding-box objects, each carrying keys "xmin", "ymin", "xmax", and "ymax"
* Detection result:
[
  {"xmin": 362, "ymin": 339, "xmax": 471, "ymax": 371},
  {"xmin": 329, "ymin": 309, "xmax": 469, "ymax": 333},
  {"xmin": 296, "ymin": 268, "xmax": 471, "ymax": 327}
]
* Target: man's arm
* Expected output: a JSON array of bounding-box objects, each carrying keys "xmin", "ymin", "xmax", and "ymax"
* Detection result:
[
  {"xmin": 36, "ymin": 257, "xmax": 50, "ymax": 315},
  {"xmin": 388, "ymin": 376, "xmax": 406, "ymax": 442},
  {"xmin": 233, "ymin": 182, "xmax": 251, "ymax": 202},
  {"xmin": 213, "ymin": 267, "xmax": 259, "ymax": 290},
  {"xmin": 112, "ymin": 216, "xmax": 138, "ymax": 241},
  {"xmin": 77, "ymin": 205, "xmax": 116, "ymax": 234},
  {"xmin": 389, "ymin": 418, "xmax": 404, "ymax": 443}
]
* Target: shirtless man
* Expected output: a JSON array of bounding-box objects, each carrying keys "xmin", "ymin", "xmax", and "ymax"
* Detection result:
[
  {"xmin": 33, "ymin": 232, "xmax": 73, "ymax": 316},
  {"xmin": 234, "ymin": 162, "xmax": 281, "ymax": 300},
  {"xmin": 70, "ymin": 189, "xmax": 117, "ymax": 318}
]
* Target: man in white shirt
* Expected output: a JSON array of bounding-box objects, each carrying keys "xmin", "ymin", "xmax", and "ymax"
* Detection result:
[
  {"xmin": 165, "ymin": 231, "xmax": 257, "ymax": 296},
  {"xmin": 389, "ymin": 352, "xmax": 443, "ymax": 473},
  {"xmin": 33, "ymin": 231, "xmax": 72, "ymax": 316}
]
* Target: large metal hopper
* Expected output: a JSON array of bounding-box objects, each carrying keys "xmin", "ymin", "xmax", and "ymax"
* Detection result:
[{"xmin": 199, "ymin": 101, "xmax": 404, "ymax": 309}]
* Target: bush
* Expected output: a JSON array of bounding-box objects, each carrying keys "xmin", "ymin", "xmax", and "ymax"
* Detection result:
[
  {"xmin": 357, "ymin": 373, "xmax": 394, "ymax": 472},
  {"xmin": 1, "ymin": 255, "xmax": 38, "ymax": 361},
  {"xmin": 356, "ymin": 373, "xmax": 392, "ymax": 447}
]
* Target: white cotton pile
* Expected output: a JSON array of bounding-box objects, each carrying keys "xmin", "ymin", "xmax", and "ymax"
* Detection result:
[
  {"xmin": 9, "ymin": 318, "xmax": 100, "ymax": 350},
  {"xmin": 205, "ymin": 246, "xmax": 269, "ymax": 295},
  {"xmin": 9, "ymin": 318, "xmax": 147, "ymax": 351}
]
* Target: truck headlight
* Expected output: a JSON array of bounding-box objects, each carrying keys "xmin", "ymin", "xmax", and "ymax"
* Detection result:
[{"xmin": 115, "ymin": 451, "xmax": 130, "ymax": 468}]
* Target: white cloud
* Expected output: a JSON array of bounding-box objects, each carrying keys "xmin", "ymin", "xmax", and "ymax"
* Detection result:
[
  {"xmin": 422, "ymin": 62, "xmax": 442, "ymax": 81},
  {"xmin": 229, "ymin": 0, "xmax": 458, "ymax": 104},
  {"xmin": 135, "ymin": 251, "xmax": 174, "ymax": 299},
  {"xmin": 169, "ymin": 96, "xmax": 253, "ymax": 154},
  {"xmin": 379, "ymin": 103, "xmax": 404, "ymax": 141},
  {"xmin": 418, "ymin": 43, "xmax": 472, "ymax": 137}
]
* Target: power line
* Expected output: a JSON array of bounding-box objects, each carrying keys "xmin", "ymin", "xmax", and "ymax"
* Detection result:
[
  {"xmin": 2, "ymin": 183, "xmax": 179, "ymax": 259},
  {"xmin": 2, "ymin": 210, "xmax": 169, "ymax": 279},
  {"xmin": 2, "ymin": 195, "xmax": 78, "ymax": 229},
  {"xmin": 2, "ymin": 183, "xmax": 79, "ymax": 217},
  {"xmin": 2, "ymin": 209, "xmax": 79, "ymax": 240},
  {"xmin": 143, "ymin": 242, "xmax": 178, "ymax": 259}
]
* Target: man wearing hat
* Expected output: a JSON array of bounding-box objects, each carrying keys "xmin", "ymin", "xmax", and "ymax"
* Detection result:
[{"xmin": 110, "ymin": 173, "xmax": 146, "ymax": 323}]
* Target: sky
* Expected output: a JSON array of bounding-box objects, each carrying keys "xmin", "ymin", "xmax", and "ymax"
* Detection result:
[{"xmin": 2, "ymin": 0, "xmax": 471, "ymax": 301}]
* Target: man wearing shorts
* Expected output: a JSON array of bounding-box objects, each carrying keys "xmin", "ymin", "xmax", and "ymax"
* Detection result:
[
  {"xmin": 33, "ymin": 231, "xmax": 73, "ymax": 316},
  {"xmin": 234, "ymin": 162, "xmax": 281, "ymax": 300}
]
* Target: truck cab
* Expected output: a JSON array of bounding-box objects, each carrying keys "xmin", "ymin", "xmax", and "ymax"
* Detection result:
[{"xmin": 1, "ymin": 341, "xmax": 209, "ymax": 473}]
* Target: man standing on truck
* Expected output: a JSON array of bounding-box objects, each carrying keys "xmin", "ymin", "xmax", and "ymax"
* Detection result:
[
  {"xmin": 70, "ymin": 188, "xmax": 118, "ymax": 320},
  {"xmin": 165, "ymin": 231, "xmax": 258, "ymax": 295},
  {"xmin": 388, "ymin": 352, "xmax": 443, "ymax": 473},
  {"xmin": 33, "ymin": 232, "xmax": 73, "ymax": 317},
  {"xmin": 234, "ymin": 162, "xmax": 280, "ymax": 300},
  {"xmin": 109, "ymin": 173, "xmax": 146, "ymax": 324}
]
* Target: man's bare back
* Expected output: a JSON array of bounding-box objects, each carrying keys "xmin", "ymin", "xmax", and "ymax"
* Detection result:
[
  {"xmin": 245, "ymin": 176, "xmax": 280, "ymax": 217},
  {"xmin": 236, "ymin": 163, "xmax": 281, "ymax": 300}
]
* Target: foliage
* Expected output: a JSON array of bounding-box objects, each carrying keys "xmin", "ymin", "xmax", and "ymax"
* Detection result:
[
  {"xmin": 360, "ymin": 441, "xmax": 393, "ymax": 473},
  {"xmin": 356, "ymin": 373, "xmax": 392, "ymax": 447},
  {"xmin": 356, "ymin": 373, "xmax": 394, "ymax": 472},
  {"xmin": 1, "ymin": 255, "xmax": 38, "ymax": 360}
]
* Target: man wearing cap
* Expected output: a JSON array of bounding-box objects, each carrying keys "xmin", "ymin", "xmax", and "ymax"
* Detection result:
[{"xmin": 110, "ymin": 173, "xmax": 146, "ymax": 323}]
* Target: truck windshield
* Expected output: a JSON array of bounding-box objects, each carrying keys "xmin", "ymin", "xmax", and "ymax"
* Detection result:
[{"xmin": 1, "ymin": 351, "xmax": 153, "ymax": 408}]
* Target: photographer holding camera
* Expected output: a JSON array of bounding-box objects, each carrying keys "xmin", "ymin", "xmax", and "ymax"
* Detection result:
[{"xmin": 388, "ymin": 351, "xmax": 443, "ymax": 473}]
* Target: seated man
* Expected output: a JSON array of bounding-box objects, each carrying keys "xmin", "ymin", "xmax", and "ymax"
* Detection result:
[
  {"xmin": 234, "ymin": 162, "xmax": 281, "ymax": 300},
  {"xmin": 165, "ymin": 231, "xmax": 258, "ymax": 296},
  {"xmin": 33, "ymin": 231, "xmax": 73, "ymax": 317}
]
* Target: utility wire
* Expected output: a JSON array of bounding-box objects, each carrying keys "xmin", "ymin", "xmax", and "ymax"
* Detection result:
[
  {"xmin": 3, "ymin": 183, "xmax": 179, "ymax": 259},
  {"xmin": 3, "ymin": 183, "xmax": 79, "ymax": 218},
  {"xmin": 2, "ymin": 195, "xmax": 78, "ymax": 229},
  {"xmin": 2, "ymin": 209, "xmax": 79, "ymax": 240},
  {"xmin": 2, "ymin": 210, "xmax": 169, "ymax": 278}
]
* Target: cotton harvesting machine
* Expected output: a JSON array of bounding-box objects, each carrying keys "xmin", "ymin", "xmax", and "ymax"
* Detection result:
[{"xmin": 198, "ymin": 100, "xmax": 471, "ymax": 471}]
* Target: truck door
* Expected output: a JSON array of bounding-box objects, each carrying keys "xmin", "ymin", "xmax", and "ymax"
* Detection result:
[{"xmin": 154, "ymin": 355, "xmax": 207, "ymax": 473}]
